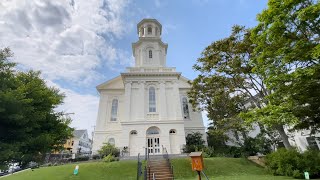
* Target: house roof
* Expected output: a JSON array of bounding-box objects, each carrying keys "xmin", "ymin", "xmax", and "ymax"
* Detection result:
[{"xmin": 73, "ymin": 130, "xmax": 87, "ymax": 139}]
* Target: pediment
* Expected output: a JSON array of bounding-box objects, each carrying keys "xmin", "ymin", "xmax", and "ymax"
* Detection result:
[
  {"xmin": 178, "ymin": 76, "xmax": 192, "ymax": 88},
  {"xmin": 96, "ymin": 76, "xmax": 124, "ymax": 91}
]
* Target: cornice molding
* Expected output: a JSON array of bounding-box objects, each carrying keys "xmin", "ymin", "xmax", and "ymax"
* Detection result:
[
  {"xmin": 120, "ymin": 120, "xmax": 185, "ymax": 125},
  {"xmin": 121, "ymin": 72, "xmax": 181, "ymax": 77}
]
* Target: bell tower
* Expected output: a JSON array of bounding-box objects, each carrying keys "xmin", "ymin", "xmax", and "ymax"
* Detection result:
[{"xmin": 132, "ymin": 19, "xmax": 168, "ymax": 67}]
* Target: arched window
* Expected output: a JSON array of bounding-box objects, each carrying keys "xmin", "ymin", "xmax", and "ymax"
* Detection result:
[
  {"xmin": 149, "ymin": 50, "xmax": 152, "ymax": 58},
  {"xmin": 141, "ymin": 27, "xmax": 144, "ymax": 35},
  {"xmin": 169, "ymin": 129, "xmax": 176, "ymax": 134},
  {"xmin": 130, "ymin": 130, "xmax": 137, "ymax": 135},
  {"xmin": 148, "ymin": 26, "xmax": 152, "ymax": 35},
  {"xmin": 111, "ymin": 99, "xmax": 118, "ymax": 121},
  {"xmin": 108, "ymin": 138, "xmax": 115, "ymax": 145},
  {"xmin": 147, "ymin": 126, "xmax": 160, "ymax": 135},
  {"xmin": 149, "ymin": 87, "xmax": 156, "ymax": 112},
  {"xmin": 182, "ymin": 97, "xmax": 190, "ymax": 119}
]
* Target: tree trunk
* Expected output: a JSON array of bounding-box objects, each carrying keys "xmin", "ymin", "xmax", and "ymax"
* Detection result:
[{"xmin": 276, "ymin": 124, "xmax": 292, "ymax": 149}]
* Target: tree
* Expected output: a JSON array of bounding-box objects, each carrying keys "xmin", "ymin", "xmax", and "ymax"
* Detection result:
[
  {"xmin": 184, "ymin": 132, "xmax": 205, "ymax": 153},
  {"xmin": 250, "ymin": 0, "xmax": 320, "ymax": 133},
  {"xmin": 0, "ymin": 48, "xmax": 73, "ymax": 167},
  {"xmin": 189, "ymin": 26, "xmax": 293, "ymax": 148}
]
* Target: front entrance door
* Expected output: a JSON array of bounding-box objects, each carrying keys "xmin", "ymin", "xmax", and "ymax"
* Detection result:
[{"xmin": 147, "ymin": 137, "xmax": 161, "ymax": 155}]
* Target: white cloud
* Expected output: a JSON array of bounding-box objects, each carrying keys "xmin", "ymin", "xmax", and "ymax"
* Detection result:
[
  {"xmin": 47, "ymin": 80, "xmax": 99, "ymax": 137},
  {"xmin": 0, "ymin": 0, "xmax": 132, "ymax": 85},
  {"xmin": 0, "ymin": 0, "xmax": 134, "ymax": 136}
]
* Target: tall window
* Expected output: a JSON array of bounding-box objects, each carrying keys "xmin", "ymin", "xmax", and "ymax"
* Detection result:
[
  {"xmin": 111, "ymin": 99, "xmax": 118, "ymax": 121},
  {"xmin": 149, "ymin": 87, "xmax": 156, "ymax": 112},
  {"xmin": 149, "ymin": 50, "xmax": 152, "ymax": 58},
  {"xmin": 182, "ymin": 97, "xmax": 190, "ymax": 119},
  {"xmin": 307, "ymin": 137, "xmax": 319, "ymax": 150},
  {"xmin": 148, "ymin": 27, "xmax": 152, "ymax": 34},
  {"xmin": 108, "ymin": 138, "xmax": 115, "ymax": 145}
]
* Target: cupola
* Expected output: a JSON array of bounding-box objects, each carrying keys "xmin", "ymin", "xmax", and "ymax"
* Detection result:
[{"xmin": 137, "ymin": 19, "xmax": 162, "ymax": 38}]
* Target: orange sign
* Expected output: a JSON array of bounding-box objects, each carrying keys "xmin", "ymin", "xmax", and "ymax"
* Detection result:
[{"xmin": 189, "ymin": 152, "xmax": 204, "ymax": 171}]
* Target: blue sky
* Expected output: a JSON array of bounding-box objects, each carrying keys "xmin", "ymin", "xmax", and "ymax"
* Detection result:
[{"xmin": 0, "ymin": 0, "xmax": 268, "ymax": 135}]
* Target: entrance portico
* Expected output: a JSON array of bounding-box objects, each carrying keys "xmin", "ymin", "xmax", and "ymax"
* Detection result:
[{"xmin": 146, "ymin": 126, "xmax": 161, "ymax": 155}]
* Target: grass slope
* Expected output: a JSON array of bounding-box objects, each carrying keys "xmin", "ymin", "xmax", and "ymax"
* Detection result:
[
  {"xmin": 172, "ymin": 158, "xmax": 293, "ymax": 180},
  {"xmin": 3, "ymin": 158, "xmax": 295, "ymax": 180},
  {"xmin": 3, "ymin": 160, "xmax": 137, "ymax": 180}
]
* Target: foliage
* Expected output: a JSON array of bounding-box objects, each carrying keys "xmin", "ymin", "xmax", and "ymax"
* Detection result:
[
  {"xmin": 74, "ymin": 156, "xmax": 90, "ymax": 162},
  {"xmin": 206, "ymin": 128, "xmax": 228, "ymax": 151},
  {"xmin": 240, "ymin": 135, "xmax": 272, "ymax": 157},
  {"xmin": 92, "ymin": 154, "xmax": 101, "ymax": 160},
  {"xmin": 250, "ymin": 0, "xmax": 320, "ymax": 133},
  {"xmin": 204, "ymin": 132, "xmax": 272, "ymax": 158},
  {"xmin": 188, "ymin": 25, "xmax": 294, "ymax": 148},
  {"xmin": 203, "ymin": 146, "xmax": 240, "ymax": 158},
  {"xmin": 98, "ymin": 143, "xmax": 120, "ymax": 157},
  {"xmin": 0, "ymin": 48, "xmax": 73, "ymax": 167},
  {"xmin": 266, "ymin": 148, "xmax": 320, "ymax": 179},
  {"xmin": 102, "ymin": 154, "xmax": 117, "ymax": 163},
  {"xmin": 183, "ymin": 132, "xmax": 205, "ymax": 153}
]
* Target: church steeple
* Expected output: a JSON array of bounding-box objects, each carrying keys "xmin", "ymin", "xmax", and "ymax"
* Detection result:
[{"xmin": 132, "ymin": 19, "xmax": 168, "ymax": 68}]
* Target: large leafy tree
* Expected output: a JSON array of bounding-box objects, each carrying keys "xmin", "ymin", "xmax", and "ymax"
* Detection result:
[
  {"xmin": 250, "ymin": 0, "xmax": 320, "ymax": 133},
  {"xmin": 0, "ymin": 48, "xmax": 73, "ymax": 167},
  {"xmin": 189, "ymin": 26, "xmax": 295, "ymax": 148}
]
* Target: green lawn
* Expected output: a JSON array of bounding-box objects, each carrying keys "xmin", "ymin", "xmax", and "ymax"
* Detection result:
[
  {"xmin": 3, "ymin": 158, "xmax": 296, "ymax": 180},
  {"xmin": 173, "ymin": 158, "xmax": 294, "ymax": 180}
]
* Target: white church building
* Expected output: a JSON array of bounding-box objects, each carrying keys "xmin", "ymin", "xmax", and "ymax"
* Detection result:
[{"xmin": 92, "ymin": 19, "xmax": 206, "ymax": 156}]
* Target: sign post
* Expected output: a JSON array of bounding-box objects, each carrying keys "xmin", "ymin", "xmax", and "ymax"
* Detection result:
[{"xmin": 189, "ymin": 152, "xmax": 204, "ymax": 180}]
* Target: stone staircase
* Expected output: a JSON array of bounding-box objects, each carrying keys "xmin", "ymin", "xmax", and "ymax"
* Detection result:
[{"xmin": 146, "ymin": 156, "xmax": 174, "ymax": 180}]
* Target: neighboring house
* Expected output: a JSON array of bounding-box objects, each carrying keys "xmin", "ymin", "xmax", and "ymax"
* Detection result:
[
  {"xmin": 64, "ymin": 130, "xmax": 92, "ymax": 155},
  {"xmin": 92, "ymin": 19, "xmax": 206, "ymax": 156},
  {"xmin": 225, "ymin": 95, "xmax": 320, "ymax": 152}
]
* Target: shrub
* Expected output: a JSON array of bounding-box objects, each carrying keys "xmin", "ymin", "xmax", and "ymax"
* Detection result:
[
  {"xmin": 74, "ymin": 156, "xmax": 90, "ymax": 162},
  {"xmin": 265, "ymin": 148, "xmax": 320, "ymax": 179},
  {"xmin": 98, "ymin": 143, "xmax": 120, "ymax": 157},
  {"xmin": 103, "ymin": 154, "xmax": 117, "ymax": 162},
  {"xmin": 183, "ymin": 132, "xmax": 205, "ymax": 153},
  {"xmin": 203, "ymin": 146, "xmax": 243, "ymax": 158},
  {"xmin": 92, "ymin": 154, "xmax": 101, "ymax": 160},
  {"xmin": 299, "ymin": 149, "xmax": 320, "ymax": 178},
  {"xmin": 228, "ymin": 146, "xmax": 242, "ymax": 158}
]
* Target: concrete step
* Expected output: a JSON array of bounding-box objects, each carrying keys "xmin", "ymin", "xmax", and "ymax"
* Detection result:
[
  {"xmin": 148, "ymin": 160, "xmax": 168, "ymax": 163},
  {"xmin": 147, "ymin": 175, "xmax": 174, "ymax": 180},
  {"xmin": 148, "ymin": 165, "xmax": 170, "ymax": 168},
  {"xmin": 150, "ymin": 169, "xmax": 171, "ymax": 174},
  {"xmin": 147, "ymin": 174, "xmax": 174, "ymax": 178}
]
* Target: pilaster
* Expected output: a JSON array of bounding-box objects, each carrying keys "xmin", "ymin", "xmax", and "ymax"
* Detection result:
[
  {"xmin": 124, "ymin": 81, "xmax": 132, "ymax": 121},
  {"xmin": 173, "ymin": 80, "xmax": 183, "ymax": 120},
  {"xmin": 159, "ymin": 80, "xmax": 167, "ymax": 120},
  {"xmin": 138, "ymin": 81, "xmax": 145, "ymax": 120}
]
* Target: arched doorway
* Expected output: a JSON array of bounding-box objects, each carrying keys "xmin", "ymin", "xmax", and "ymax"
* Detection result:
[{"xmin": 146, "ymin": 126, "xmax": 161, "ymax": 155}]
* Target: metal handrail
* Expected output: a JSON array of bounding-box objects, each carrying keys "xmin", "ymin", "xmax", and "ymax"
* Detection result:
[
  {"xmin": 162, "ymin": 147, "xmax": 174, "ymax": 179},
  {"xmin": 137, "ymin": 153, "xmax": 140, "ymax": 180}
]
